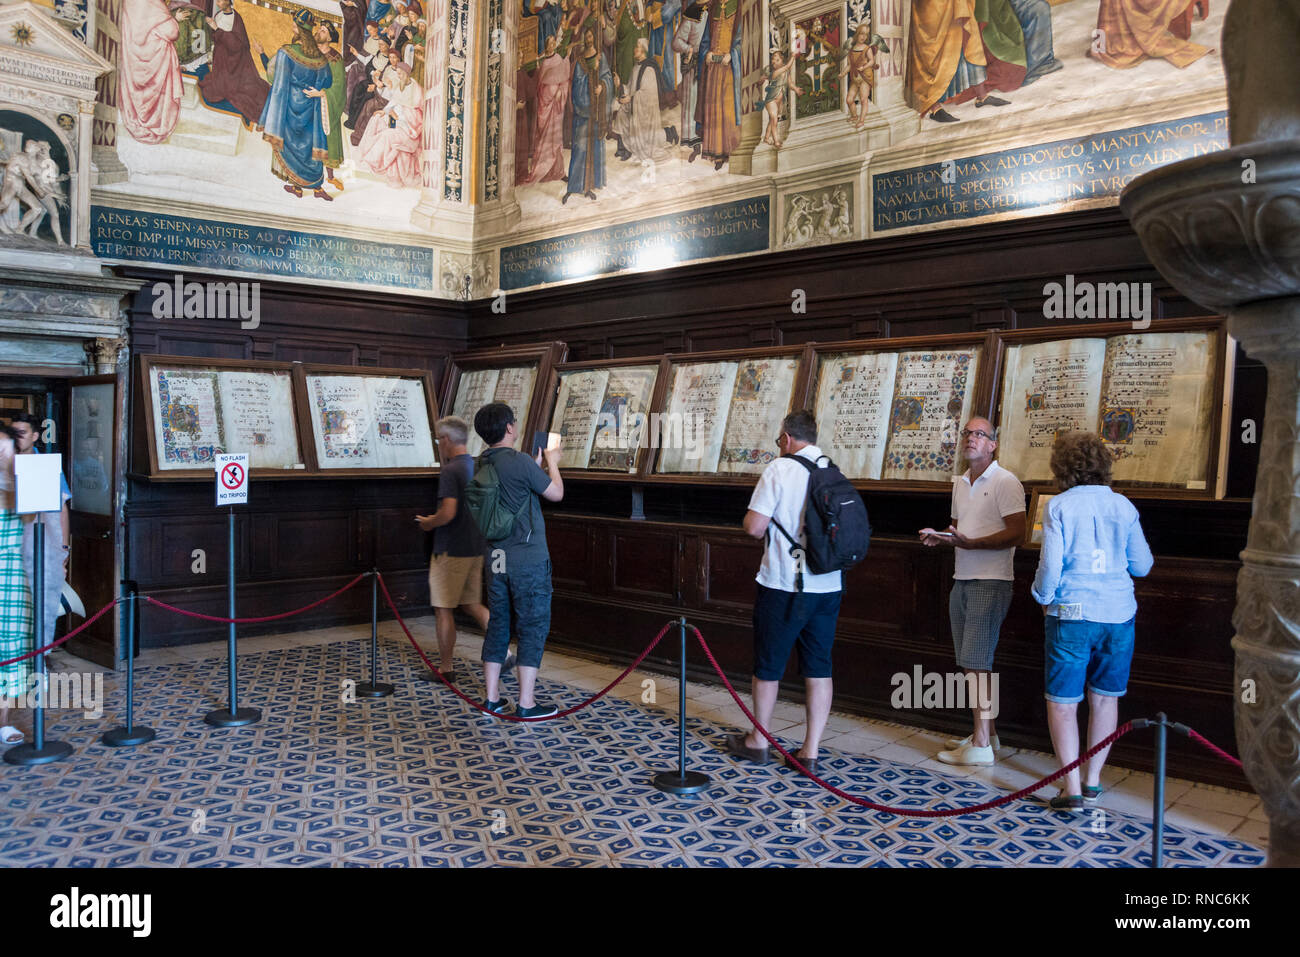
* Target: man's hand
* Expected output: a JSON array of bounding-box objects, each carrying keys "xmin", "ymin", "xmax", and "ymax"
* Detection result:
[
  {"xmin": 918, "ymin": 527, "xmax": 951, "ymax": 547},
  {"xmin": 946, "ymin": 525, "xmax": 973, "ymax": 548},
  {"xmin": 544, "ymin": 446, "xmax": 562, "ymax": 469},
  {"xmin": 415, "ymin": 514, "xmax": 437, "ymax": 531}
]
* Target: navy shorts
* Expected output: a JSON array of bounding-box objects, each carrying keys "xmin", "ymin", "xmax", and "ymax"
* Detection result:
[
  {"xmin": 483, "ymin": 559, "xmax": 552, "ymax": 670},
  {"xmin": 752, "ymin": 584, "xmax": 842, "ymax": 681},
  {"xmin": 1043, "ymin": 615, "xmax": 1135, "ymax": 704}
]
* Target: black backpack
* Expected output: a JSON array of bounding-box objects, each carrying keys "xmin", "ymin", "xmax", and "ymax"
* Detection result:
[{"xmin": 769, "ymin": 454, "xmax": 871, "ymax": 589}]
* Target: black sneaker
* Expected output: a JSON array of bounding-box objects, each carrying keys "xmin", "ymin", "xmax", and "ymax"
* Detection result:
[
  {"xmin": 501, "ymin": 653, "xmax": 517, "ymax": 677},
  {"xmin": 516, "ymin": 701, "xmax": 557, "ymax": 719},
  {"xmin": 483, "ymin": 696, "xmax": 512, "ymax": 716}
]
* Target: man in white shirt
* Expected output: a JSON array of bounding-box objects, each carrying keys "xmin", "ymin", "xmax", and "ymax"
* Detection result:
[
  {"xmin": 727, "ymin": 410, "xmax": 843, "ymax": 775},
  {"xmin": 920, "ymin": 417, "xmax": 1026, "ymax": 765}
]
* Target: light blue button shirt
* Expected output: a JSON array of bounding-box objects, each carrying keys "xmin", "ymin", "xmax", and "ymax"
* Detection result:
[{"xmin": 1030, "ymin": 485, "xmax": 1154, "ymax": 623}]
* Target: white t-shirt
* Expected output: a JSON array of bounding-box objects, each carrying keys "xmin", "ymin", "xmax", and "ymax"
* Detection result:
[
  {"xmin": 748, "ymin": 444, "xmax": 842, "ymax": 594},
  {"xmin": 951, "ymin": 459, "xmax": 1025, "ymax": 581}
]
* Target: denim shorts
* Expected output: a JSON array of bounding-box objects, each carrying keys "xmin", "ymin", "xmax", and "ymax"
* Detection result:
[
  {"xmin": 483, "ymin": 559, "xmax": 552, "ymax": 670},
  {"xmin": 752, "ymin": 584, "xmax": 842, "ymax": 681},
  {"xmin": 1043, "ymin": 615, "xmax": 1135, "ymax": 704}
]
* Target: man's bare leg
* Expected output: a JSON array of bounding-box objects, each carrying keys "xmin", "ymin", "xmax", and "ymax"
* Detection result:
[
  {"xmin": 461, "ymin": 602, "xmax": 488, "ymax": 631},
  {"xmin": 434, "ymin": 607, "xmax": 457, "ymax": 672},
  {"xmin": 484, "ymin": 661, "xmax": 502, "ymax": 704},
  {"xmin": 743, "ymin": 677, "xmax": 778, "ymax": 751},
  {"xmin": 969, "ymin": 668, "xmax": 996, "ymax": 747},
  {"xmin": 800, "ymin": 677, "xmax": 832, "ymax": 758},
  {"xmin": 517, "ymin": 665, "xmax": 539, "ymax": 710}
]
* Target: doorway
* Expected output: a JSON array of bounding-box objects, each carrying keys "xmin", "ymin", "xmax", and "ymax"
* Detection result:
[{"xmin": 0, "ymin": 372, "xmax": 118, "ymax": 667}]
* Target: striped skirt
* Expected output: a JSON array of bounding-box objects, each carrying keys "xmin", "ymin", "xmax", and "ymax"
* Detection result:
[{"xmin": 0, "ymin": 542, "xmax": 34, "ymax": 700}]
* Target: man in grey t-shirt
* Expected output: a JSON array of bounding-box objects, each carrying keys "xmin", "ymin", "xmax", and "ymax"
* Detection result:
[
  {"xmin": 473, "ymin": 402, "xmax": 564, "ymax": 719},
  {"xmin": 416, "ymin": 416, "xmax": 489, "ymax": 682}
]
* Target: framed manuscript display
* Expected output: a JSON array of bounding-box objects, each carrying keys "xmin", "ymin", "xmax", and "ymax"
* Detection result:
[
  {"xmin": 994, "ymin": 318, "xmax": 1231, "ymax": 496},
  {"xmin": 549, "ymin": 359, "xmax": 662, "ymax": 473},
  {"xmin": 137, "ymin": 355, "xmax": 307, "ymax": 479},
  {"xmin": 652, "ymin": 348, "xmax": 805, "ymax": 477},
  {"xmin": 443, "ymin": 343, "xmax": 567, "ymax": 458},
  {"xmin": 809, "ymin": 334, "xmax": 991, "ymax": 485},
  {"xmin": 295, "ymin": 364, "xmax": 439, "ymax": 475}
]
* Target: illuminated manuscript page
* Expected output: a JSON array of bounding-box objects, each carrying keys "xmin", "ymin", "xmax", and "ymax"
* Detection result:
[
  {"xmin": 882, "ymin": 348, "xmax": 981, "ymax": 481},
  {"xmin": 589, "ymin": 365, "xmax": 658, "ymax": 472},
  {"xmin": 551, "ymin": 369, "xmax": 611, "ymax": 469},
  {"xmin": 997, "ymin": 339, "xmax": 1106, "ymax": 482},
  {"xmin": 451, "ymin": 369, "xmax": 500, "ymax": 457},
  {"xmin": 151, "ymin": 368, "xmax": 225, "ymax": 469},
  {"xmin": 216, "ymin": 371, "xmax": 301, "ymax": 469},
  {"xmin": 814, "ymin": 351, "xmax": 898, "ymax": 479},
  {"xmin": 309, "ymin": 375, "xmax": 375, "ymax": 466},
  {"xmin": 717, "ymin": 357, "xmax": 800, "ymax": 475},
  {"xmin": 656, "ymin": 361, "xmax": 738, "ymax": 473},
  {"xmin": 365, "ymin": 377, "xmax": 436, "ymax": 468},
  {"xmin": 1100, "ymin": 331, "xmax": 1216, "ymax": 487},
  {"xmin": 493, "ymin": 365, "xmax": 538, "ymax": 451}
]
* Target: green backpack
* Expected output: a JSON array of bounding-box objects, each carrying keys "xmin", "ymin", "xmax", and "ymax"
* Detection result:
[{"xmin": 464, "ymin": 451, "xmax": 530, "ymax": 542}]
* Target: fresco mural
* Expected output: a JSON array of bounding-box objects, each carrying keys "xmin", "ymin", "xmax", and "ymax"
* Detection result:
[
  {"xmin": 88, "ymin": 0, "xmax": 433, "ymax": 288},
  {"xmin": 56, "ymin": 0, "xmax": 1230, "ymax": 293}
]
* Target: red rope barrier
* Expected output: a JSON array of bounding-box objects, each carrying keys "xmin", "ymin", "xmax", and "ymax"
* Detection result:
[
  {"xmin": 691, "ymin": 625, "xmax": 1135, "ymax": 818},
  {"xmin": 143, "ymin": 572, "xmax": 368, "ymax": 624},
  {"xmin": 1186, "ymin": 727, "xmax": 1244, "ymax": 769},
  {"xmin": 0, "ymin": 596, "xmax": 122, "ymax": 666},
  {"xmin": 375, "ymin": 571, "xmax": 673, "ymax": 722}
]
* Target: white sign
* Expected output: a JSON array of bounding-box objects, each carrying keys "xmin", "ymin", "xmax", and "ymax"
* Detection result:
[
  {"xmin": 14, "ymin": 454, "xmax": 63, "ymax": 513},
  {"xmin": 215, "ymin": 453, "xmax": 249, "ymax": 506}
]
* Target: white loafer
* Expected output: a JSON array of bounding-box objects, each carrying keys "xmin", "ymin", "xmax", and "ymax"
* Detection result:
[{"xmin": 936, "ymin": 743, "xmax": 995, "ymax": 766}]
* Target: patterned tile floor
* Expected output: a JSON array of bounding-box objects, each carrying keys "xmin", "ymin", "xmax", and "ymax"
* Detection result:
[{"xmin": 0, "ymin": 619, "xmax": 1266, "ymax": 867}]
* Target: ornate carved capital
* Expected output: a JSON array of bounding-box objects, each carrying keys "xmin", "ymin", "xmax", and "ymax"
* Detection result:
[{"xmin": 83, "ymin": 336, "xmax": 125, "ymax": 374}]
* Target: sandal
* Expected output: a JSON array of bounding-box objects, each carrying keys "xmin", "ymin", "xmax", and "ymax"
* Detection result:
[
  {"xmin": 0, "ymin": 726, "xmax": 24, "ymax": 745},
  {"xmin": 724, "ymin": 732, "xmax": 770, "ymax": 765}
]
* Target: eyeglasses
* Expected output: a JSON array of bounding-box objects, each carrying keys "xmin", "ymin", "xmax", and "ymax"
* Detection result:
[
  {"xmin": 961, "ymin": 429, "xmax": 993, "ymax": 440},
  {"xmin": 774, "ymin": 433, "xmax": 788, "ymax": 447}
]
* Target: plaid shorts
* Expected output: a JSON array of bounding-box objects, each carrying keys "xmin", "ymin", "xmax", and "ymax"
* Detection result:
[
  {"xmin": 949, "ymin": 579, "xmax": 1013, "ymax": 671},
  {"xmin": 0, "ymin": 516, "xmax": 34, "ymax": 699}
]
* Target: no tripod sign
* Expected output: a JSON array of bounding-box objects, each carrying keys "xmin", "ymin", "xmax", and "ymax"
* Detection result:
[{"xmin": 216, "ymin": 454, "xmax": 249, "ymax": 506}]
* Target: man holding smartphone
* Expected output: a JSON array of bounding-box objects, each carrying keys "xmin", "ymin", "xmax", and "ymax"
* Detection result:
[
  {"xmin": 920, "ymin": 416, "xmax": 1025, "ymax": 765},
  {"xmin": 472, "ymin": 402, "xmax": 564, "ymax": 719}
]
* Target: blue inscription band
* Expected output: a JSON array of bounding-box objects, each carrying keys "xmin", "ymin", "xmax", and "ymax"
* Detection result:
[
  {"xmin": 873, "ymin": 112, "xmax": 1228, "ymax": 232},
  {"xmin": 91, "ymin": 207, "xmax": 434, "ymax": 292},
  {"xmin": 500, "ymin": 196, "xmax": 771, "ymax": 290}
]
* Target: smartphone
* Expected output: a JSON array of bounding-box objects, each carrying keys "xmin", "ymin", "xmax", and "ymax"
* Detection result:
[{"xmin": 532, "ymin": 431, "xmax": 561, "ymax": 456}]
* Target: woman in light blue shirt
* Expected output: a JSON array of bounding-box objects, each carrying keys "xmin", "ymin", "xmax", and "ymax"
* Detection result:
[{"xmin": 1031, "ymin": 431, "xmax": 1153, "ymax": 811}]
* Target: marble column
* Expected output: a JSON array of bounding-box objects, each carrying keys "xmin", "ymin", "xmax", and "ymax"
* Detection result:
[{"xmin": 1121, "ymin": 2, "xmax": 1300, "ymax": 867}]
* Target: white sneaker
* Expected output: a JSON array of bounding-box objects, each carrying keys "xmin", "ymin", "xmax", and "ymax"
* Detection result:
[
  {"xmin": 945, "ymin": 733, "xmax": 1001, "ymax": 751},
  {"xmin": 936, "ymin": 743, "xmax": 995, "ymax": 766}
]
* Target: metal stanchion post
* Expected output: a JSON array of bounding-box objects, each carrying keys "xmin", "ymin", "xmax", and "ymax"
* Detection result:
[
  {"xmin": 204, "ymin": 506, "xmax": 260, "ymax": 727},
  {"xmin": 5, "ymin": 520, "xmax": 72, "ymax": 765},
  {"xmin": 104, "ymin": 581, "xmax": 155, "ymax": 747},
  {"xmin": 652, "ymin": 616, "xmax": 711, "ymax": 795},
  {"xmin": 356, "ymin": 569, "xmax": 393, "ymax": 697},
  {"xmin": 1151, "ymin": 711, "xmax": 1167, "ymax": 868}
]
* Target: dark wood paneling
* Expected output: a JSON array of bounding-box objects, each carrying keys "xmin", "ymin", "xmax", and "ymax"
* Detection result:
[{"xmin": 610, "ymin": 527, "xmax": 678, "ymax": 602}]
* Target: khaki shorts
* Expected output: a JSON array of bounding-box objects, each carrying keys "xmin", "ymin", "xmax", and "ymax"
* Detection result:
[{"xmin": 428, "ymin": 554, "xmax": 483, "ymax": 609}]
